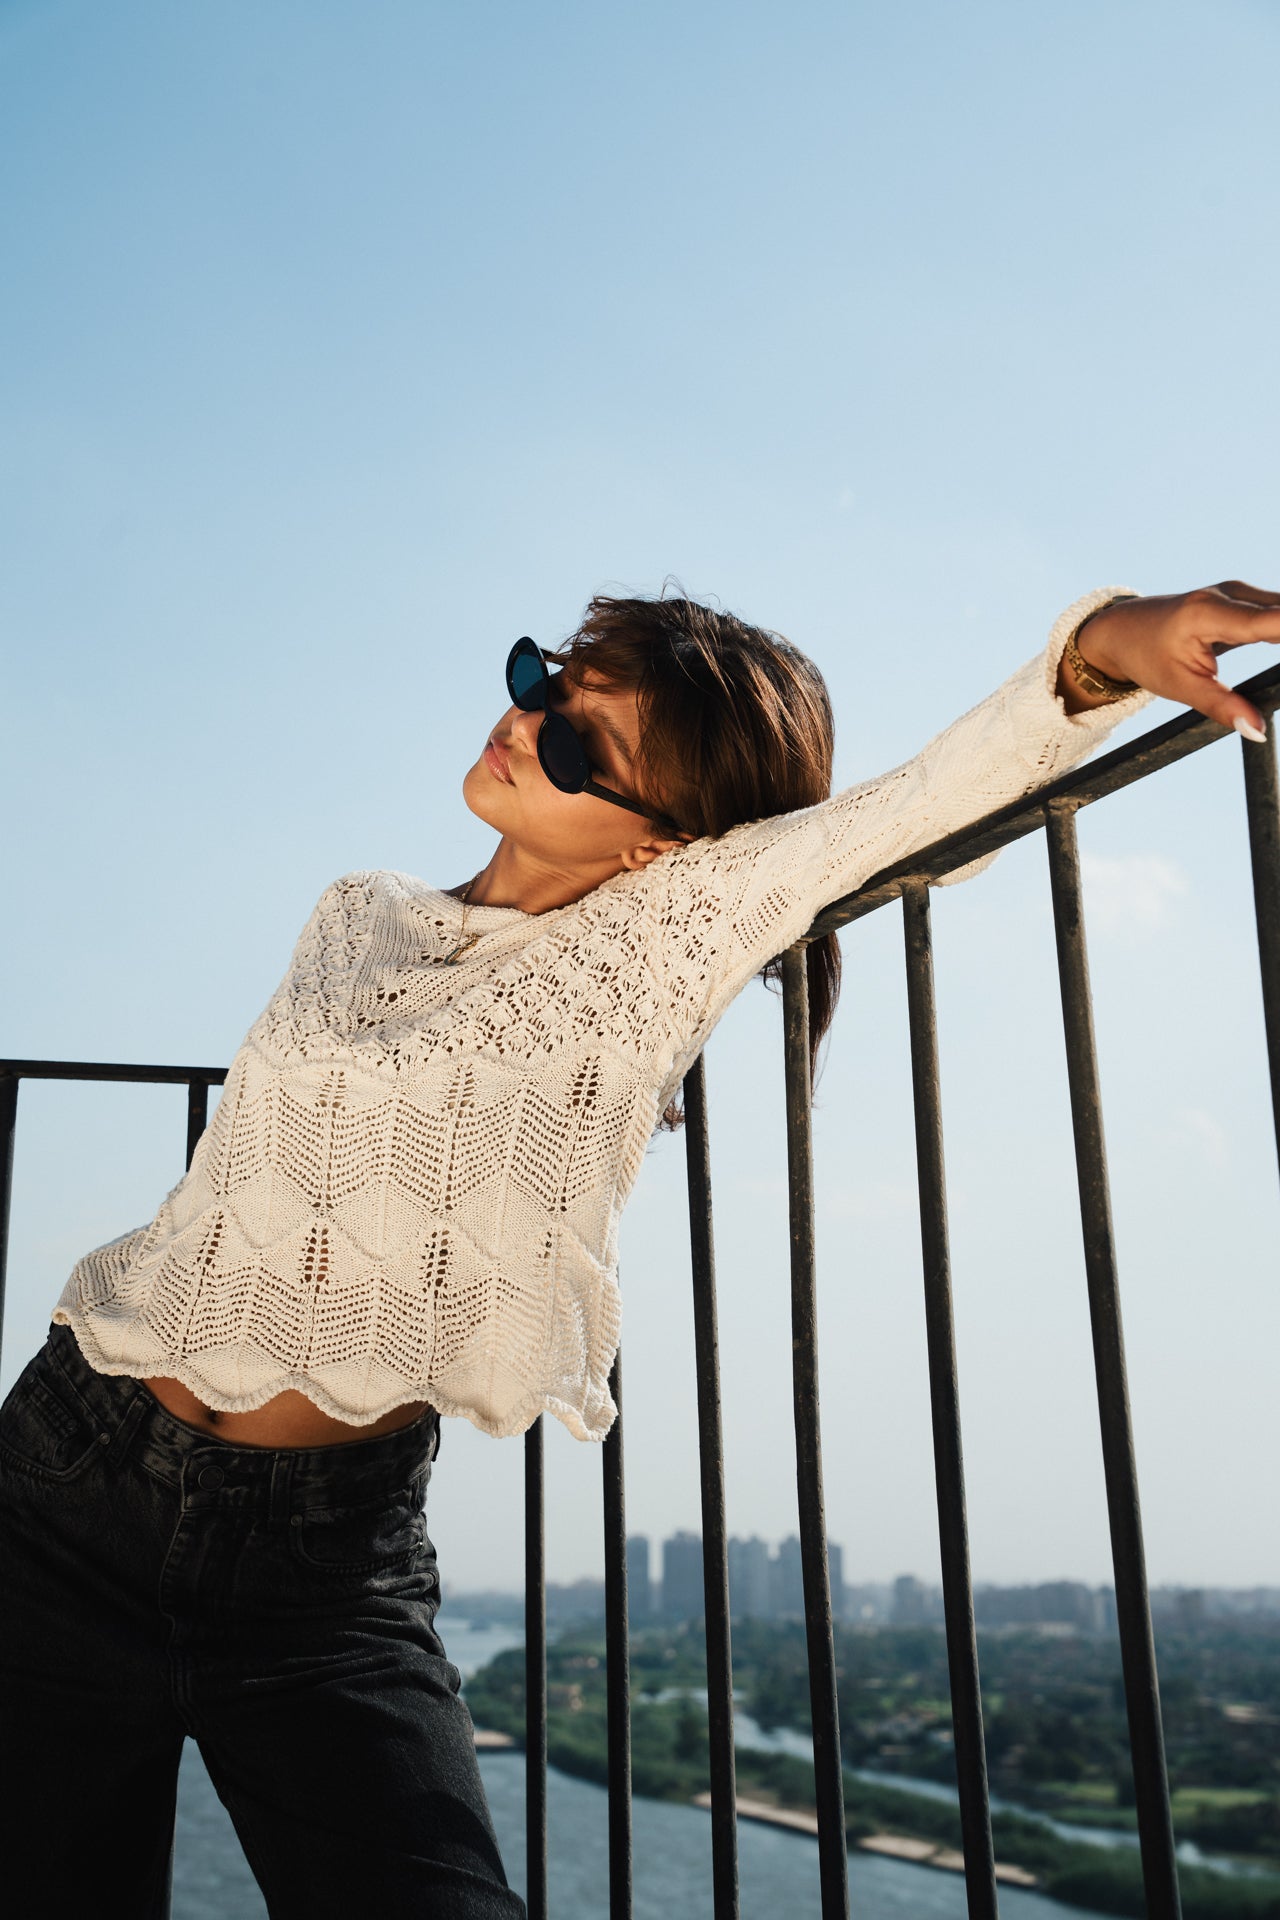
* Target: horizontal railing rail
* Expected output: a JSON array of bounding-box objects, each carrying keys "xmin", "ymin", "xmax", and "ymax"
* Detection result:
[
  {"xmin": 3, "ymin": 660, "xmax": 1278, "ymax": 1918},
  {"xmin": 808, "ymin": 658, "xmax": 1280, "ymax": 934}
]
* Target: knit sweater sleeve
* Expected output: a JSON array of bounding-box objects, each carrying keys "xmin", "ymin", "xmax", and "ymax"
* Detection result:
[{"xmin": 644, "ymin": 588, "xmax": 1154, "ymax": 1046}]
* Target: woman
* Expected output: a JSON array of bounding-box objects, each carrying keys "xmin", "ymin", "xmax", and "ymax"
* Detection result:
[{"xmin": 1, "ymin": 578, "xmax": 1275, "ymax": 1916}]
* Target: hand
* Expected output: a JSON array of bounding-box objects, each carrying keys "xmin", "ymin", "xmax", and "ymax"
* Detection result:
[{"xmin": 1065, "ymin": 581, "xmax": 1280, "ymax": 739}]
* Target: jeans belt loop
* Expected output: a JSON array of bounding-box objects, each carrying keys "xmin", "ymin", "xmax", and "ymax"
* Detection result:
[
  {"xmin": 268, "ymin": 1449, "xmax": 296, "ymax": 1525},
  {"xmin": 104, "ymin": 1388, "xmax": 151, "ymax": 1462}
]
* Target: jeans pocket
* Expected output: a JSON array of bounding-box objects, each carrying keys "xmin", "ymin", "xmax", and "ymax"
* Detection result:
[
  {"xmin": 0, "ymin": 1346, "xmax": 105, "ymax": 1484},
  {"xmin": 290, "ymin": 1491, "xmax": 428, "ymax": 1577}
]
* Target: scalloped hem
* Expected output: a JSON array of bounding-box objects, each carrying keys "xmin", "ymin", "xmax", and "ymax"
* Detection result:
[{"xmin": 49, "ymin": 1306, "xmax": 614, "ymax": 1444}]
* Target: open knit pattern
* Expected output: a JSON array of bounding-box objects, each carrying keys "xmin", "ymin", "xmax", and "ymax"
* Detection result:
[{"xmin": 54, "ymin": 589, "xmax": 1152, "ymax": 1439}]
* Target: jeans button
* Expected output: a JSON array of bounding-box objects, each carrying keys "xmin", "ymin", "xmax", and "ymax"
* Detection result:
[{"xmin": 198, "ymin": 1464, "xmax": 225, "ymax": 1490}]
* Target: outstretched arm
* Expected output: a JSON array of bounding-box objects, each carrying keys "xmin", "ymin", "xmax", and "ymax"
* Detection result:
[{"xmin": 649, "ymin": 581, "xmax": 1280, "ymax": 1045}]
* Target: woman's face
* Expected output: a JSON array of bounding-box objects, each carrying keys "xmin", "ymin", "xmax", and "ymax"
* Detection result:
[{"xmin": 462, "ymin": 664, "xmax": 680, "ymax": 875}]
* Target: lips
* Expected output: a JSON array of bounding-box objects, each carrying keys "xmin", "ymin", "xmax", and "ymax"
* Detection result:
[{"xmin": 484, "ymin": 737, "xmax": 514, "ymax": 784}]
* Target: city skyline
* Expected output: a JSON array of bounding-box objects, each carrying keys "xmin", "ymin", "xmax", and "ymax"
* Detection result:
[
  {"xmin": 443, "ymin": 1524, "xmax": 1280, "ymax": 1633},
  {"xmin": 3, "ymin": 2, "xmax": 1278, "ymax": 1597}
]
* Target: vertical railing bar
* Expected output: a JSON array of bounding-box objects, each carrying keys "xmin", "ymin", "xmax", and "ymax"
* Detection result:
[
  {"xmin": 901, "ymin": 882, "xmax": 999, "ymax": 1919},
  {"xmin": 780, "ymin": 945, "xmax": 850, "ymax": 1920},
  {"xmin": 524, "ymin": 1419, "xmax": 548, "ymax": 1920},
  {"xmin": 1240, "ymin": 728, "xmax": 1280, "ymax": 1187},
  {"xmin": 185, "ymin": 1078, "xmax": 209, "ymax": 1172},
  {"xmin": 602, "ymin": 1349, "xmax": 633, "ymax": 1919},
  {"xmin": 1044, "ymin": 800, "xmax": 1182, "ymax": 1918},
  {"xmin": 178, "ymin": 1079, "xmax": 209, "ymax": 1920},
  {"xmin": 0, "ymin": 1072, "xmax": 19, "ymax": 1374},
  {"xmin": 683, "ymin": 1054, "xmax": 740, "ymax": 1920}
]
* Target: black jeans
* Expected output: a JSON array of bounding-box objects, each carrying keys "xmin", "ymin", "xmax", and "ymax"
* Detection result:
[{"xmin": 0, "ymin": 1321, "xmax": 526, "ymax": 1919}]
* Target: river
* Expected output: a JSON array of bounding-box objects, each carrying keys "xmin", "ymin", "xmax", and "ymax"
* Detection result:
[
  {"xmin": 714, "ymin": 1694, "xmax": 1270, "ymax": 1881},
  {"xmin": 170, "ymin": 1617, "xmax": 1113, "ymax": 1919}
]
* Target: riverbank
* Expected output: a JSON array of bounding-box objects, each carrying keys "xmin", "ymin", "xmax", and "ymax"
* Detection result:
[
  {"xmin": 464, "ymin": 1637, "xmax": 1280, "ymax": 1919},
  {"xmin": 690, "ymin": 1791, "xmax": 1039, "ymax": 1889},
  {"xmin": 472, "ymin": 1748, "xmax": 1119, "ymax": 1920}
]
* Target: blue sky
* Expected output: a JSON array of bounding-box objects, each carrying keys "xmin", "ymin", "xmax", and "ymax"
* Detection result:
[{"xmin": 2, "ymin": 0, "xmax": 1278, "ymax": 1594}]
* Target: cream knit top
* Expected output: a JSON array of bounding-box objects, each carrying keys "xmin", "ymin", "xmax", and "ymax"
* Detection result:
[{"xmin": 54, "ymin": 589, "xmax": 1152, "ymax": 1440}]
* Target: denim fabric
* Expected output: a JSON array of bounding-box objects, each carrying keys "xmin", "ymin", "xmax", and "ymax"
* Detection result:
[{"xmin": 0, "ymin": 1321, "xmax": 526, "ymax": 1919}]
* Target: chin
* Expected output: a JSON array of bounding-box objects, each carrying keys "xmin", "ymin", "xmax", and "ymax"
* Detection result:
[{"xmin": 461, "ymin": 759, "xmax": 507, "ymax": 829}]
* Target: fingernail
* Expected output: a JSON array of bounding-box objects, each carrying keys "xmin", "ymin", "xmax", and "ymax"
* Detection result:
[{"xmin": 1234, "ymin": 716, "xmax": 1268, "ymax": 744}]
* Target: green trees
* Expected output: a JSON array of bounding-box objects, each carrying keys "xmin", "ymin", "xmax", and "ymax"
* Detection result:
[{"xmin": 461, "ymin": 1618, "xmax": 1280, "ymax": 1916}]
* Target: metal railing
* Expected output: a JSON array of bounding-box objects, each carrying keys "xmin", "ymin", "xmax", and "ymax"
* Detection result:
[{"xmin": 3, "ymin": 659, "xmax": 1279, "ymax": 1920}]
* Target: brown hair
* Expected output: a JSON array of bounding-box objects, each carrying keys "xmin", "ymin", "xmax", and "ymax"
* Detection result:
[{"xmin": 558, "ymin": 590, "xmax": 842, "ymax": 1125}]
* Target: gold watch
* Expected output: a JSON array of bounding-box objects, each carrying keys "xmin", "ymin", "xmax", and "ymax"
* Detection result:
[{"xmin": 1064, "ymin": 601, "xmax": 1140, "ymax": 701}]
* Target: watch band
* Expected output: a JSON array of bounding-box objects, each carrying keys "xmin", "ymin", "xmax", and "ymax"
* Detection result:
[{"xmin": 1064, "ymin": 599, "xmax": 1140, "ymax": 701}]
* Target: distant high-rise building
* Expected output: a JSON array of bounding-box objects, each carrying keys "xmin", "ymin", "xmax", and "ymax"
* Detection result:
[
  {"xmin": 974, "ymin": 1581, "xmax": 1109, "ymax": 1633},
  {"xmin": 1173, "ymin": 1589, "xmax": 1206, "ymax": 1632},
  {"xmin": 727, "ymin": 1536, "xmax": 773, "ymax": 1620},
  {"xmin": 846, "ymin": 1584, "xmax": 891, "ymax": 1626},
  {"xmin": 1038, "ymin": 1581, "xmax": 1106, "ymax": 1632},
  {"xmin": 662, "ymin": 1530, "xmax": 704, "ymax": 1623},
  {"xmin": 828, "ymin": 1541, "xmax": 846, "ymax": 1620},
  {"xmin": 770, "ymin": 1536, "xmax": 846, "ymax": 1618},
  {"xmin": 773, "ymin": 1536, "xmax": 806, "ymax": 1619},
  {"xmin": 628, "ymin": 1534, "xmax": 653, "ymax": 1622},
  {"xmin": 892, "ymin": 1574, "xmax": 928, "ymax": 1626}
]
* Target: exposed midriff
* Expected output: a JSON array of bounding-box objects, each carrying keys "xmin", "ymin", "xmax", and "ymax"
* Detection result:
[{"xmin": 140, "ymin": 1375, "xmax": 433, "ymax": 1449}]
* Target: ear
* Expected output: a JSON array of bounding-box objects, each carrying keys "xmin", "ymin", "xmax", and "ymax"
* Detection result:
[{"xmin": 618, "ymin": 832, "xmax": 693, "ymax": 872}]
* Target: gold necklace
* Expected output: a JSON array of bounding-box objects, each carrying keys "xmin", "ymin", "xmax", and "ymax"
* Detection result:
[{"xmin": 438, "ymin": 874, "xmax": 482, "ymax": 965}]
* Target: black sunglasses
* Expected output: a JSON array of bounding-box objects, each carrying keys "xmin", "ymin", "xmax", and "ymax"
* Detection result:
[{"xmin": 505, "ymin": 636, "xmax": 681, "ymax": 831}]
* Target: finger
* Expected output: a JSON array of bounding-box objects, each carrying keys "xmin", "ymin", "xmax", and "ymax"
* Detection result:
[
  {"xmin": 1186, "ymin": 594, "xmax": 1280, "ymax": 651},
  {"xmin": 1212, "ymin": 579, "xmax": 1280, "ymax": 607},
  {"xmin": 1166, "ymin": 660, "xmax": 1267, "ymax": 740}
]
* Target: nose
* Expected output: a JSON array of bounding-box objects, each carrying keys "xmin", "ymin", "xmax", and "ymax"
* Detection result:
[{"xmin": 508, "ymin": 705, "xmax": 543, "ymax": 756}]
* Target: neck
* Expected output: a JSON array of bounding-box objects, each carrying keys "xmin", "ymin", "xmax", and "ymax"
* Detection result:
[{"xmin": 465, "ymin": 838, "xmax": 625, "ymax": 916}]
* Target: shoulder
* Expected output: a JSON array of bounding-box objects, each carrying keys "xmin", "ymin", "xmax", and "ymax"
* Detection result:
[{"xmin": 305, "ymin": 869, "xmax": 441, "ymax": 918}]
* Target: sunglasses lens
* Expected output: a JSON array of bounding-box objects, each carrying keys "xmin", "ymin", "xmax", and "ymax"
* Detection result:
[
  {"xmin": 507, "ymin": 641, "xmax": 546, "ymax": 710},
  {"xmin": 537, "ymin": 714, "xmax": 588, "ymax": 792}
]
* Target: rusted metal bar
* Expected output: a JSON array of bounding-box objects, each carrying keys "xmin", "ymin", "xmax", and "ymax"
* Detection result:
[
  {"xmin": 524, "ymin": 1418, "xmax": 548, "ymax": 1920},
  {"xmin": 185, "ymin": 1080, "xmax": 209, "ymax": 1172},
  {"xmin": 1240, "ymin": 728, "xmax": 1280, "ymax": 1187},
  {"xmin": 602, "ymin": 1349, "xmax": 633, "ymax": 1920},
  {"xmin": 0, "ymin": 1072, "xmax": 17, "ymax": 1369},
  {"xmin": 0, "ymin": 1059, "xmax": 227, "ymax": 1086},
  {"xmin": 683, "ymin": 1054, "xmax": 739, "ymax": 1920},
  {"xmin": 808, "ymin": 662, "xmax": 1280, "ymax": 940},
  {"xmin": 780, "ymin": 946, "xmax": 849, "ymax": 1920},
  {"xmin": 901, "ymin": 881, "xmax": 999, "ymax": 1919},
  {"xmin": 1045, "ymin": 800, "xmax": 1182, "ymax": 1919}
]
